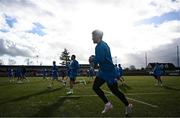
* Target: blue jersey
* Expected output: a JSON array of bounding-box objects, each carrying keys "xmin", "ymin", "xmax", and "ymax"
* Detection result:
[
  {"xmin": 153, "ymin": 64, "xmax": 163, "ymax": 76},
  {"xmin": 43, "ymin": 69, "xmax": 48, "ymax": 77},
  {"xmin": 115, "ymin": 66, "xmax": 123, "ymax": 77},
  {"xmin": 88, "ymin": 67, "xmax": 94, "ymax": 76},
  {"xmin": 8, "ymin": 68, "xmax": 14, "ymax": 77},
  {"xmin": 16, "ymin": 68, "xmax": 22, "ymax": 77},
  {"xmin": 93, "ymin": 41, "xmax": 117, "ymax": 85},
  {"xmin": 69, "ymin": 59, "xmax": 79, "ymax": 78},
  {"xmin": 118, "ymin": 66, "xmax": 123, "ymax": 77},
  {"xmin": 66, "ymin": 64, "xmax": 70, "ymax": 77},
  {"xmin": 52, "ymin": 65, "xmax": 59, "ymax": 77},
  {"xmin": 21, "ymin": 67, "xmax": 26, "ymax": 76}
]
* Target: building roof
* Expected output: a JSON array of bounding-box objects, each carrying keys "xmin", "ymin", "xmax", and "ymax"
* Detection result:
[{"xmin": 147, "ymin": 63, "xmax": 176, "ymax": 70}]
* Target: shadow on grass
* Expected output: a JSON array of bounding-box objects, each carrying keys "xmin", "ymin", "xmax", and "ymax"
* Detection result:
[
  {"xmin": 118, "ymin": 84, "xmax": 132, "ymax": 93},
  {"xmin": 32, "ymin": 96, "xmax": 80, "ymax": 117},
  {"xmin": 0, "ymin": 80, "xmax": 42, "ymax": 87},
  {"xmin": 163, "ymin": 85, "xmax": 180, "ymax": 91},
  {"xmin": 0, "ymin": 82, "xmax": 15, "ymax": 87},
  {"xmin": 0, "ymin": 87, "xmax": 64, "ymax": 105}
]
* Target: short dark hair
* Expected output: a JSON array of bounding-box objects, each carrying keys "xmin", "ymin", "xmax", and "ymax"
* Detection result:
[{"xmin": 72, "ymin": 55, "xmax": 76, "ymax": 59}]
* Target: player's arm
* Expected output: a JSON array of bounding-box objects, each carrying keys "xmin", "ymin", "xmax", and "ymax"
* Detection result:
[{"xmin": 94, "ymin": 46, "xmax": 106, "ymax": 65}]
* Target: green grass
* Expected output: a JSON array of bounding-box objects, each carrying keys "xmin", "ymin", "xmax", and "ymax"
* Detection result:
[{"xmin": 0, "ymin": 76, "xmax": 180, "ymax": 117}]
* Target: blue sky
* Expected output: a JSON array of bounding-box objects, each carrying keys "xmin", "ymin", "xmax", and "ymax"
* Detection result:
[
  {"xmin": 136, "ymin": 11, "xmax": 180, "ymax": 25},
  {"xmin": 5, "ymin": 15, "xmax": 17, "ymax": 28},
  {"xmin": 0, "ymin": 15, "xmax": 17, "ymax": 32},
  {"xmin": 1, "ymin": 15, "xmax": 46, "ymax": 36},
  {"xmin": 0, "ymin": 0, "xmax": 180, "ymax": 68},
  {"xmin": 27, "ymin": 22, "xmax": 46, "ymax": 36}
]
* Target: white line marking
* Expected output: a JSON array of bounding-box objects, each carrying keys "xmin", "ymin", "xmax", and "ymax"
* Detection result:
[
  {"xmin": 58, "ymin": 94, "xmax": 112, "ymax": 98},
  {"xmin": 103, "ymin": 89, "xmax": 113, "ymax": 94},
  {"xmin": 58, "ymin": 91, "xmax": 168, "ymax": 98},
  {"xmin": 127, "ymin": 97, "xmax": 158, "ymax": 108},
  {"xmin": 58, "ymin": 94, "xmax": 158, "ymax": 108},
  {"xmin": 103, "ymin": 89, "xmax": 159, "ymax": 108},
  {"xmin": 126, "ymin": 92, "xmax": 169, "ymax": 95}
]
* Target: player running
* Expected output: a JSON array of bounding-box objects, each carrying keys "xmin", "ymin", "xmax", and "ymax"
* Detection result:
[
  {"xmin": 66, "ymin": 55, "xmax": 86, "ymax": 95},
  {"xmin": 88, "ymin": 66, "xmax": 94, "ymax": 80},
  {"xmin": 21, "ymin": 65, "xmax": 29, "ymax": 82},
  {"xmin": 48, "ymin": 61, "xmax": 59, "ymax": 88},
  {"xmin": 115, "ymin": 64, "xmax": 126, "ymax": 86},
  {"xmin": 42, "ymin": 68, "xmax": 48, "ymax": 80},
  {"xmin": 7, "ymin": 68, "xmax": 15, "ymax": 83},
  {"xmin": 90, "ymin": 29, "xmax": 132, "ymax": 116}
]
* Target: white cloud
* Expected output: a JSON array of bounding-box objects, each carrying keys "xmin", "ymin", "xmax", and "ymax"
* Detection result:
[{"xmin": 0, "ymin": 0, "xmax": 179, "ymax": 67}]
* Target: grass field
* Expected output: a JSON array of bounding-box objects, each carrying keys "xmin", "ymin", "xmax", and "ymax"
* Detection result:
[{"xmin": 0, "ymin": 76, "xmax": 180, "ymax": 117}]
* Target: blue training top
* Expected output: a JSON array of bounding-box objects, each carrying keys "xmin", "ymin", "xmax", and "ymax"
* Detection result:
[
  {"xmin": 16, "ymin": 68, "xmax": 22, "ymax": 77},
  {"xmin": 115, "ymin": 66, "xmax": 123, "ymax": 77},
  {"xmin": 93, "ymin": 40, "xmax": 117, "ymax": 85},
  {"xmin": 153, "ymin": 64, "xmax": 163, "ymax": 76},
  {"xmin": 69, "ymin": 59, "xmax": 79, "ymax": 78},
  {"xmin": 52, "ymin": 65, "xmax": 59, "ymax": 77},
  {"xmin": 43, "ymin": 69, "xmax": 48, "ymax": 76},
  {"xmin": 8, "ymin": 68, "xmax": 14, "ymax": 77},
  {"xmin": 118, "ymin": 66, "xmax": 123, "ymax": 77},
  {"xmin": 89, "ymin": 67, "xmax": 94, "ymax": 76}
]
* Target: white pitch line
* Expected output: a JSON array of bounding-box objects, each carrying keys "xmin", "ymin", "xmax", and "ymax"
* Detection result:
[
  {"xmin": 59, "ymin": 89, "xmax": 165, "ymax": 108},
  {"xmin": 58, "ymin": 94, "xmax": 112, "ymax": 98},
  {"xmin": 127, "ymin": 97, "xmax": 158, "ymax": 108},
  {"xmin": 58, "ymin": 91, "xmax": 168, "ymax": 98},
  {"xmin": 126, "ymin": 92, "xmax": 169, "ymax": 95},
  {"xmin": 103, "ymin": 89, "xmax": 159, "ymax": 108},
  {"xmin": 58, "ymin": 93, "xmax": 158, "ymax": 108}
]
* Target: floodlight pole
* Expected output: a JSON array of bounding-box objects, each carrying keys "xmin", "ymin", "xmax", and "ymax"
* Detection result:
[
  {"xmin": 115, "ymin": 56, "xmax": 117, "ymax": 65},
  {"xmin": 145, "ymin": 52, "xmax": 147, "ymax": 68},
  {"xmin": 36, "ymin": 55, "xmax": 39, "ymax": 65},
  {"xmin": 177, "ymin": 45, "xmax": 179, "ymax": 67}
]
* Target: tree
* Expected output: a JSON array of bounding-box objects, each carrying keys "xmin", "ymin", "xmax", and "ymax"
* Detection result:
[
  {"xmin": 124, "ymin": 68, "xmax": 129, "ymax": 71},
  {"xmin": 129, "ymin": 65, "xmax": 136, "ymax": 70},
  {"xmin": 60, "ymin": 48, "xmax": 71, "ymax": 65}
]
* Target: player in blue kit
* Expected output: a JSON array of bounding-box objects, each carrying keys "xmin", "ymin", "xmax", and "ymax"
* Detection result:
[
  {"xmin": 66, "ymin": 55, "xmax": 86, "ymax": 95},
  {"xmin": 21, "ymin": 65, "xmax": 29, "ymax": 82},
  {"xmin": 115, "ymin": 64, "xmax": 126, "ymax": 86},
  {"xmin": 60, "ymin": 69, "xmax": 67, "ymax": 86},
  {"xmin": 16, "ymin": 67, "xmax": 23, "ymax": 84},
  {"xmin": 90, "ymin": 30, "xmax": 132, "ymax": 116},
  {"xmin": 88, "ymin": 66, "xmax": 94, "ymax": 80},
  {"xmin": 7, "ymin": 68, "xmax": 15, "ymax": 83},
  {"xmin": 48, "ymin": 61, "xmax": 59, "ymax": 88},
  {"xmin": 153, "ymin": 63, "xmax": 163, "ymax": 86},
  {"xmin": 42, "ymin": 68, "xmax": 48, "ymax": 80}
]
